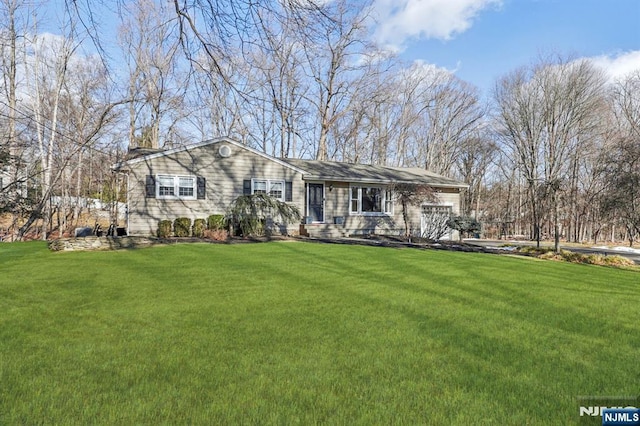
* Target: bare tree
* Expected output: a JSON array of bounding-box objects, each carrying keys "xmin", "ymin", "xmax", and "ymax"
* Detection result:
[
  {"xmin": 494, "ymin": 57, "xmax": 607, "ymax": 250},
  {"xmin": 419, "ymin": 74, "xmax": 485, "ymax": 176},
  {"xmin": 388, "ymin": 61, "xmax": 437, "ymax": 167},
  {"xmin": 612, "ymin": 70, "xmax": 640, "ymax": 140},
  {"xmin": 600, "ymin": 137, "xmax": 640, "ymax": 246},
  {"xmin": 455, "ymin": 132, "xmax": 497, "ymax": 218},
  {"xmin": 495, "ymin": 66, "xmax": 545, "ymax": 245},
  {"xmin": 0, "ymin": 0, "xmax": 30, "ymax": 239},
  {"xmin": 57, "ymin": 52, "xmax": 121, "ymax": 233},
  {"xmin": 540, "ymin": 59, "xmax": 606, "ymax": 251},
  {"xmin": 24, "ymin": 25, "xmax": 80, "ymax": 239},
  {"xmin": 328, "ymin": 52, "xmax": 395, "ymax": 164},
  {"xmin": 390, "ymin": 182, "xmax": 435, "ymax": 241},
  {"xmin": 189, "ymin": 57, "xmax": 248, "ymax": 142},
  {"xmin": 119, "ymin": 0, "xmax": 184, "ymax": 149},
  {"xmin": 299, "ymin": 0, "xmax": 372, "ymax": 160},
  {"xmin": 600, "ymin": 71, "xmax": 640, "ymax": 246},
  {"xmin": 420, "ymin": 206, "xmax": 452, "ymax": 241},
  {"xmin": 15, "ymin": 18, "xmax": 121, "ymax": 240},
  {"xmin": 249, "ymin": 7, "xmax": 309, "ymax": 158}
]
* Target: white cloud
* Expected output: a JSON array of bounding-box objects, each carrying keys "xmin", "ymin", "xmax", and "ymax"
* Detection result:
[
  {"xmin": 406, "ymin": 59, "xmax": 457, "ymax": 81},
  {"xmin": 590, "ymin": 50, "xmax": 640, "ymax": 82},
  {"xmin": 371, "ymin": 0, "xmax": 502, "ymax": 51}
]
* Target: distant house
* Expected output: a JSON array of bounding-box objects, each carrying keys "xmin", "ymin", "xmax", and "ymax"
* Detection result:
[
  {"xmin": 0, "ymin": 164, "xmax": 28, "ymax": 206},
  {"xmin": 0, "ymin": 168, "xmax": 7, "ymax": 195},
  {"xmin": 113, "ymin": 137, "xmax": 468, "ymax": 239}
]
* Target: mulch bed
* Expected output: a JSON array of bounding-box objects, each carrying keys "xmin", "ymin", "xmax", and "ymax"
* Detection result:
[
  {"xmin": 147, "ymin": 234, "xmax": 506, "ymax": 255},
  {"xmin": 301, "ymin": 234, "xmax": 506, "ymax": 254}
]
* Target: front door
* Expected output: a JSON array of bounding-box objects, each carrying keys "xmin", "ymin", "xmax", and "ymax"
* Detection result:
[{"xmin": 308, "ymin": 183, "xmax": 324, "ymax": 223}]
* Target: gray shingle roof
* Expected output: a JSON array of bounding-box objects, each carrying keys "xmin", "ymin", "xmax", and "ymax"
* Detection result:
[
  {"xmin": 113, "ymin": 136, "xmax": 467, "ymax": 189},
  {"xmin": 281, "ymin": 158, "xmax": 467, "ymax": 188}
]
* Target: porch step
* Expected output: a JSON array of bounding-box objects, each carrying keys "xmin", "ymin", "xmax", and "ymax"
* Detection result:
[{"xmin": 301, "ymin": 223, "xmax": 349, "ymax": 239}]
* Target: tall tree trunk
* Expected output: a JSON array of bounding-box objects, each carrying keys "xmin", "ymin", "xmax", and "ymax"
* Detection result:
[{"xmin": 5, "ymin": 0, "xmax": 18, "ymax": 241}]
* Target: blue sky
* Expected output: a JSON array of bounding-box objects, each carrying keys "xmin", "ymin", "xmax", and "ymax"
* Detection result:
[
  {"xmin": 35, "ymin": 0, "xmax": 640, "ymax": 98},
  {"xmin": 372, "ymin": 0, "xmax": 640, "ymax": 95}
]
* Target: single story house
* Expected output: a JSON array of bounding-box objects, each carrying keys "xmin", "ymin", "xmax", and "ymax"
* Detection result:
[{"xmin": 113, "ymin": 137, "xmax": 468, "ymax": 239}]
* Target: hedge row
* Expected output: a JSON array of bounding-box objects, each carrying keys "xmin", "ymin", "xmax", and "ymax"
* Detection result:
[{"xmin": 157, "ymin": 214, "xmax": 227, "ymax": 239}]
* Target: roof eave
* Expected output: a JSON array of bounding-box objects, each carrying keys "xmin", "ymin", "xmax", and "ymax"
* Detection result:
[
  {"xmin": 302, "ymin": 175, "xmax": 468, "ymax": 188},
  {"xmin": 111, "ymin": 137, "xmax": 307, "ymax": 175}
]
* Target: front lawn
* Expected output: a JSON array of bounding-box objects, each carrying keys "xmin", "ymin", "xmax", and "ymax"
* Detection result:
[{"xmin": 0, "ymin": 241, "xmax": 638, "ymax": 424}]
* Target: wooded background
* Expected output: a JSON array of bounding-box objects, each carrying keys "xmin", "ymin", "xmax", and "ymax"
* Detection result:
[{"xmin": 0, "ymin": 0, "xmax": 638, "ymax": 244}]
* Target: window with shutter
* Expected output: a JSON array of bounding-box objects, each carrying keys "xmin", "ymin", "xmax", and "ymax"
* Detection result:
[
  {"xmin": 197, "ymin": 177, "xmax": 206, "ymax": 199},
  {"xmin": 145, "ymin": 175, "xmax": 156, "ymax": 198},
  {"xmin": 154, "ymin": 175, "xmax": 197, "ymax": 200},
  {"xmin": 250, "ymin": 179, "xmax": 285, "ymax": 201},
  {"xmin": 285, "ymin": 181, "xmax": 293, "ymax": 202}
]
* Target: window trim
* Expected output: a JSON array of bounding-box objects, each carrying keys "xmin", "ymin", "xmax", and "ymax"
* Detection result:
[
  {"xmin": 156, "ymin": 174, "xmax": 197, "ymax": 200},
  {"xmin": 251, "ymin": 178, "xmax": 286, "ymax": 201},
  {"xmin": 421, "ymin": 204, "xmax": 453, "ymax": 215},
  {"xmin": 384, "ymin": 188, "xmax": 394, "ymax": 215},
  {"xmin": 349, "ymin": 184, "xmax": 393, "ymax": 216}
]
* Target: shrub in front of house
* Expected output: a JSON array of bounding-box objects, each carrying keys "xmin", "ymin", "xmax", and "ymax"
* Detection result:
[
  {"xmin": 207, "ymin": 214, "xmax": 226, "ymax": 231},
  {"xmin": 446, "ymin": 215, "xmax": 481, "ymax": 240},
  {"xmin": 225, "ymin": 194, "xmax": 300, "ymax": 237},
  {"xmin": 203, "ymin": 229, "xmax": 228, "ymax": 241},
  {"xmin": 173, "ymin": 217, "xmax": 192, "ymax": 237},
  {"xmin": 518, "ymin": 246, "xmax": 553, "ymax": 256},
  {"xmin": 537, "ymin": 249, "xmax": 635, "ymax": 267},
  {"xmin": 192, "ymin": 219, "xmax": 206, "ymax": 238},
  {"xmin": 600, "ymin": 255, "xmax": 635, "ymax": 267},
  {"xmin": 157, "ymin": 220, "xmax": 172, "ymax": 238}
]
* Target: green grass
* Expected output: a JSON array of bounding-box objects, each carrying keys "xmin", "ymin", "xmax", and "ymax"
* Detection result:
[{"xmin": 0, "ymin": 241, "xmax": 638, "ymax": 425}]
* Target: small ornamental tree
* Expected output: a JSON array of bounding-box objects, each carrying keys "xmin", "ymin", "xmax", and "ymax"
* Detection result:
[
  {"xmin": 391, "ymin": 183, "xmax": 437, "ymax": 241},
  {"xmin": 226, "ymin": 193, "xmax": 301, "ymax": 237},
  {"xmin": 447, "ymin": 215, "xmax": 481, "ymax": 241},
  {"xmin": 421, "ymin": 209, "xmax": 452, "ymax": 241}
]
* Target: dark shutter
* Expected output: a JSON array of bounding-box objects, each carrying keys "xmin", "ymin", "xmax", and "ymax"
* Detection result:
[
  {"xmin": 285, "ymin": 181, "xmax": 293, "ymax": 202},
  {"xmin": 243, "ymin": 179, "xmax": 252, "ymax": 195},
  {"xmin": 145, "ymin": 175, "xmax": 156, "ymax": 198},
  {"xmin": 197, "ymin": 177, "xmax": 206, "ymax": 199}
]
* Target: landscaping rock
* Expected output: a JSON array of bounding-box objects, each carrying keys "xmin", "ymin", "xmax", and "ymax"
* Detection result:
[{"xmin": 48, "ymin": 236, "xmax": 160, "ymax": 252}]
